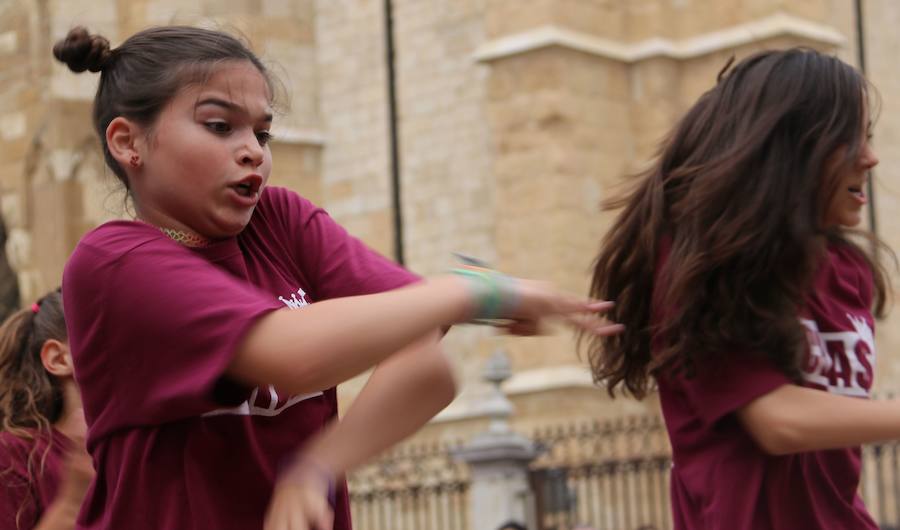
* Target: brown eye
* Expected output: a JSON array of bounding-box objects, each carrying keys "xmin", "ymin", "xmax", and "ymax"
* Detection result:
[
  {"xmin": 255, "ymin": 131, "xmax": 272, "ymax": 146},
  {"xmin": 205, "ymin": 121, "xmax": 231, "ymax": 134}
]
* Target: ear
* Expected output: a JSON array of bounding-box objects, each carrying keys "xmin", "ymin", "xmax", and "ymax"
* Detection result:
[
  {"xmin": 39, "ymin": 339, "xmax": 73, "ymax": 378},
  {"xmin": 106, "ymin": 116, "xmax": 146, "ymax": 170}
]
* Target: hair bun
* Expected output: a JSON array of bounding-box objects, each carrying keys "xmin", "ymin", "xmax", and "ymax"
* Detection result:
[{"xmin": 52, "ymin": 27, "xmax": 112, "ymax": 73}]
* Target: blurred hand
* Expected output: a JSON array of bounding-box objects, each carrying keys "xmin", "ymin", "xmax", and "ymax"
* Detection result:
[
  {"xmin": 264, "ymin": 459, "xmax": 334, "ymax": 530},
  {"xmin": 496, "ymin": 279, "xmax": 624, "ymax": 337}
]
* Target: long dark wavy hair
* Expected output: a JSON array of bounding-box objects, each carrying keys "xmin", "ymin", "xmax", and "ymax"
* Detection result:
[{"xmin": 587, "ymin": 48, "xmax": 891, "ymax": 398}]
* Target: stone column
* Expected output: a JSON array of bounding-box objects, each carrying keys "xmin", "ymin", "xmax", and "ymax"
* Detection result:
[{"xmin": 456, "ymin": 350, "xmax": 538, "ymax": 530}]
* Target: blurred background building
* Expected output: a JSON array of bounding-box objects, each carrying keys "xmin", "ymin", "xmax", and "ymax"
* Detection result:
[{"xmin": 2, "ymin": 1, "xmax": 900, "ymax": 528}]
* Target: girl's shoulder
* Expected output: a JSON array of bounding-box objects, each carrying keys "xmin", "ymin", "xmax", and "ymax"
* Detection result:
[
  {"xmin": 247, "ymin": 186, "xmax": 329, "ymax": 244},
  {"xmin": 254, "ymin": 186, "xmax": 320, "ymax": 223},
  {"xmin": 824, "ymin": 240, "xmax": 873, "ymax": 280},
  {"xmin": 75, "ymin": 220, "xmax": 169, "ymax": 257},
  {"xmin": 0, "ymin": 430, "xmax": 31, "ymax": 460},
  {"xmin": 821, "ymin": 240, "xmax": 874, "ymax": 307},
  {"xmin": 0, "ymin": 429, "xmax": 65, "ymax": 466}
]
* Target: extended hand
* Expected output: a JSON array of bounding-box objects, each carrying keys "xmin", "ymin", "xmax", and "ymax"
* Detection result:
[{"xmin": 497, "ymin": 279, "xmax": 624, "ymax": 337}]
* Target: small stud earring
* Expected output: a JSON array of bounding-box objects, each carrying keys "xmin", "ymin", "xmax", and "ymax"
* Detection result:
[{"xmin": 129, "ymin": 155, "xmax": 141, "ymax": 168}]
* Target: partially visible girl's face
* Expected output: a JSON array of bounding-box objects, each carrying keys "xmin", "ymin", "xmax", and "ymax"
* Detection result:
[
  {"xmin": 131, "ymin": 61, "xmax": 273, "ymax": 238},
  {"xmin": 823, "ymin": 112, "xmax": 879, "ymax": 229}
]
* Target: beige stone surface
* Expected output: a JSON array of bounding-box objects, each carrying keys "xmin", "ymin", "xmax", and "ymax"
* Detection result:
[
  {"xmin": 313, "ymin": 0, "xmax": 395, "ymax": 258},
  {"xmin": 3, "ymin": 0, "xmax": 900, "ymax": 449},
  {"xmin": 860, "ymin": 0, "xmax": 900, "ymax": 389}
]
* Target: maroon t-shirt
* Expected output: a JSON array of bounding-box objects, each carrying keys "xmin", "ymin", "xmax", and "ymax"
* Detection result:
[
  {"xmin": 0, "ymin": 429, "xmax": 69, "ymax": 529},
  {"xmin": 656, "ymin": 241, "xmax": 878, "ymax": 529},
  {"xmin": 62, "ymin": 187, "xmax": 419, "ymax": 530}
]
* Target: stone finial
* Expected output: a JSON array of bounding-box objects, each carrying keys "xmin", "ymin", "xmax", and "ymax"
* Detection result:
[
  {"xmin": 484, "ymin": 347, "xmax": 512, "ymax": 385},
  {"xmin": 457, "ymin": 348, "xmax": 537, "ymax": 460},
  {"xmin": 481, "ymin": 349, "xmax": 514, "ymax": 434}
]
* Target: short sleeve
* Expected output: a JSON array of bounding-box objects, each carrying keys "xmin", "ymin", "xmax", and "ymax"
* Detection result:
[
  {"xmin": 63, "ymin": 225, "xmax": 282, "ymax": 437},
  {"xmin": 653, "ymin": 237, "xmax": 790, "ymax": 425},
  {"xmin": 668, "ymin": 355, "xmax": 790, "ymax": 426},
  {"xmin": 264, "ymin": 187, "xmax": 420, "ymax": 299}
]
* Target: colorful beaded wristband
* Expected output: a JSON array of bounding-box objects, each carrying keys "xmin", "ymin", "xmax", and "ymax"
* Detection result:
[{"xmin": 451, "ymin": 263, "xmax": 519, "ymax": 323}]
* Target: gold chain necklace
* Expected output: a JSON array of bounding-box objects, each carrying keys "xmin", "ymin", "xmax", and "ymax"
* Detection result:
[{"xmin": 159, "ymin": 227, "xmax": 212, "ymax": 248}]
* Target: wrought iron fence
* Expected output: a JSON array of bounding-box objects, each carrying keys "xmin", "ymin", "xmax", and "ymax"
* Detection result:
[
  {"xmin": 348, "ymin": 439, "xmax": 470, "ymax": 530},
  {"xmin": 529, "ymin": 415, "xmax": 671, "ymax": 530},
  {"xmin": 862, "ymin": 440, "xmax": 900, "ymax": 530},
  {"xmin": 529, "ymin": 415, "xmax": 900, "ymax": 530}
]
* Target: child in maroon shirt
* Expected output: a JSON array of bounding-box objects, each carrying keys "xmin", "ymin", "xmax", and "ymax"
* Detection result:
[
  {"xmin": 53, "ymin": 26, "xmax": 622, "ymax": 530},
  {"xmin": 0, "ymin": 291, "xmax": 94, "ymax": 530},
  {"xmin": 587, "ymin": 49, "xmax": 892, "ymax": 529}
]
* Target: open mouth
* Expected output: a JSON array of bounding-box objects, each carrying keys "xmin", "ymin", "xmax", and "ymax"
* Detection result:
[
  {"xmin": 846, "ymin": 182, "xmax": 868, "ymax": 206},
  {"xmin": 232, "ymin": 175, "xmax": 263, "ymax": 198},
  {"xmin": 234, "ymin": 182, "xmax": 255, "ymax": 197}
]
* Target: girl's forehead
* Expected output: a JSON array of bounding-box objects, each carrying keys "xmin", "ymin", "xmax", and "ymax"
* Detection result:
[{"xmin": 179, "ymin": 62, "xmax": 273, "ymax": 113}]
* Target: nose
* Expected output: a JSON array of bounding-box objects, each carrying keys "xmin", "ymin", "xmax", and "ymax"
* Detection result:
[
  {"xmin": 860, "ymin": 142, "xmax": 879, "ymax": 170},
  {"xmin": 238, "ymin": 131, "xmax": 265, "ymax": 168}
]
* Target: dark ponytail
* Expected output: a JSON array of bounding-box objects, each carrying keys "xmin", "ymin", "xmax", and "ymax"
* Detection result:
[{"xmin": 0, "ymin": 290, "xmax": 67, "ymax": 436}]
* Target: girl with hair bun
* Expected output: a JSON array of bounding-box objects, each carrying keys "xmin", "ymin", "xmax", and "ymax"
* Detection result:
[
  {"xmin": 588, "ymin": 48, "xmax": 893, "ymax": 529},
  {"xmin": 0, "ymin": 290, "xmax": 94, "ymax": 530},
  {"xmin": 54, "ymin": 25, "xmax": 622, "ymax": 530}
]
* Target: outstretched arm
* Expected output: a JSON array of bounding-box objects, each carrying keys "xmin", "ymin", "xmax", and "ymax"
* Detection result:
[
  {"xmin": 738, "ymin": 383, "xmax": 900, "ymax": 455},
  {"xmin": 229, "ymin": 274, "xmax": 620, "ymax": 395}
]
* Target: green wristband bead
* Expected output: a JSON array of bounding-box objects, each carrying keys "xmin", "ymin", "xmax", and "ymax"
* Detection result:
[{"xmin": 451, "ymin": 267, "xmax": 517, "ymax": 322}]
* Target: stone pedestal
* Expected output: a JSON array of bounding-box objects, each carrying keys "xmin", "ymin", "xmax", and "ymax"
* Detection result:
[
  {"xmin": 456, "ymin": 350, "xmax": 538, "ymax": 530},
  {"xmin": 457, "ymin": 429, "xmax": 538, "ymax": 530}
]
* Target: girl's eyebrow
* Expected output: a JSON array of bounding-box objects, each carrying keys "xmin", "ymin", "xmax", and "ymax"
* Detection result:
[{"xmin": 195, "ymin": 97, "xmax": 273, "ymax": 123}]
